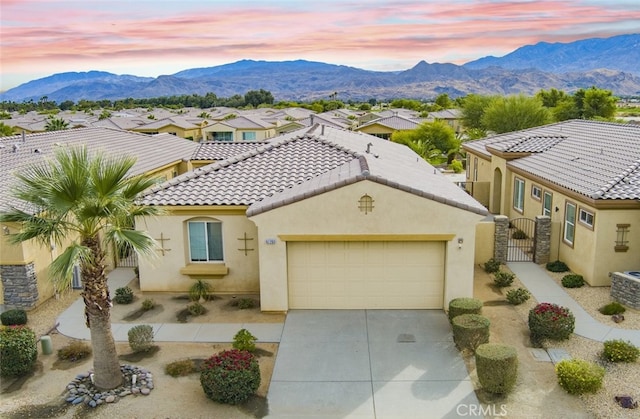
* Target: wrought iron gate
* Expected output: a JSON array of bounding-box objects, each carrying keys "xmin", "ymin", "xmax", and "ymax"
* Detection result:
[
  {"xmin": 115, "ymin": 244, "xmax": 138, "ymax": 268},
  {"xmin": 507, "ymin": 218, "xmax": 536, "ymax": 262}
]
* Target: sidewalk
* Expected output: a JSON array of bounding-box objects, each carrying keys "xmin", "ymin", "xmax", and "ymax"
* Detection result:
[
  {"xmin": 508, "ymin": 262, "xmax": 640, "ymax": 347},
  {"xmin": 55, "ymin": 268, "xmax": 284, "ymax": 343}
]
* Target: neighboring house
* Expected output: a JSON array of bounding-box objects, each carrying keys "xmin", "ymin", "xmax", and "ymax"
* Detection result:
[
  {"xmin": 131, "ymin": 116, "xmax": 206, "ymax": 141},
  {"xmin": 138, "ymin": 125, "xmax": 488, "ymax": 312},
  {"xmin": 355, "ymin": 115, "xmax": 421, "ymax": 140},
  {"xmin": 463, "ymin": 120, "xmax": 640, "ymax": 286},
  {"xmin": 201, "ymin": 115, "xmax": 276, "ymax": 142},
  {"xmin": 0, "ymin": 127, "xmax": 199, "ymax": 310},
  {"xmin": 190, "ymin": 141, "xmax": 267, "ymax": 169},
  {"xmin": 426, "ymin": 109, "xmax": 464, "ymax": 134}
]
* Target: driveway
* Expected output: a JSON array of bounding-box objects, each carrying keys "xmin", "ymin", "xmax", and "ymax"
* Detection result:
[{"xmin": 266, "ymin": 310, "xmax": 479, "ymax": 418}]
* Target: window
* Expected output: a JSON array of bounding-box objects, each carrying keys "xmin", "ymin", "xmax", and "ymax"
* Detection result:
[
  {"xmin": 212, "ymin": 132, "xmax": 233, "ymax": 141},
  {"xmin": 242, "ymin": 131, "xmax": 256, "ymax": 141},
  {"xmin": 615, "ymin": 224, "xmax": 630, "ymax": 252},
  {"xmin": 531, "ymin": 185, "xmax": 542, "ymax": 200},
  {"xmin": 513, "ymin": 178, "xmax": 525, "ymax": 212},
  {"xmin": 188, "ymin": 221, "xmax": 223, "ymax": 262},
  {"xmin": 466, "ymin": 155, "xmax": 470, "ymax": 179},
  {"xmin": 564, "ymin": 202, "xmax": 576, "ymax": 245},
  {"xmin": 542, "ymin": 191, "xmax": 552, "ymax": 217},
  {"xmin": 473, "ymin": 157, "xmax": 478, "ymax": 181},
  {"xmin": 578, "ymin": 208, "xmax": 595, "ymax": 229}
]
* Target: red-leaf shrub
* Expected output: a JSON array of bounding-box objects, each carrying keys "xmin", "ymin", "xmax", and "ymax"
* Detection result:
[
  {"xmin": 200, "ymin": 349, "xmax": 260, "ymax": 404},
  {"xmin": 528, "ymin": 303, "xmax": 575, "ymax": 347}
]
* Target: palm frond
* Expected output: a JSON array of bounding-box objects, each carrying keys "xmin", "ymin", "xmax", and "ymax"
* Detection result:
[
  {"xmin": 49, "ymin": 242, "xmax": 91, "ymax": 291},
  {"xmin": 104, "ymin": 228, "xmax": 159, "ymax": 260}
]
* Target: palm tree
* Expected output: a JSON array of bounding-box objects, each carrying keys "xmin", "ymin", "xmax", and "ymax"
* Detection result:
[
  {"xmin": 45, "ymin": 116, "xmax": 69, "ymax": 131},
  {"xmin": 0, "ymin": 146, "xmax": 161, "ymax": 389}
]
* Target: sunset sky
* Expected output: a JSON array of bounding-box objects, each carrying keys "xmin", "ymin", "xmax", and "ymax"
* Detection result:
[{"xmin": 1, "ymin": 0, "xmax": 639, "ymax": 91}]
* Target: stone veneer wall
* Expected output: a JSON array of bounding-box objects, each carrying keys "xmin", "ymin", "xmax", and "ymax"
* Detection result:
[
  {"xmin": 493, "ymin": 215, "xmax": 509, "ymax": 263},
  {"xmin": 610, "ymin": 272, "xmax": 640, "ymax": 310},
  {"xmin": 0, "ymin": 263, "xmax": 39, "ymax": 310},
  {"xmin": 534, "ymin": 215, "xmax": 551, "ymax": 265}
]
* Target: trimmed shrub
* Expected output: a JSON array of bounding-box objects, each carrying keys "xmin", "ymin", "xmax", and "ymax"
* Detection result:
[
  {"xmin": 128, "ymin": 324, "xmax": 154, "ymax": 352},
  {"xmin": 599, "ymin": 302, "xmax": 626, "ymax": 315},
  {"xmin": 189, "ymin": 279, "xmax": 212, "ymax": 302},
  {"xmin": 57, "ymin": 340, "xmax": 92, "ymax": 361},
  {"xmin": 452, "ymin": 314, "xmax": 490, "ymax": 352},
  {"xmin": 546, "ymin": 260, "xmax": 569, "ymax": 273},
  {"xmin": 188, "ymin": 302, "xmax": 206, "ymax": 316},
  {"xmin": 0, "ymin": 326, "xmax": 38, "ymax": 377},
  {"xmin": 602, "ymin": 339, "xmax": 639, "ymax": 363},
  {"xmin": 512, "ymin": 229, "xmax": 527, "ymax": 239},
  {"xmin": 114, "ymin": 286, "xmax": 134, "ymax": 304},
  {"xmin": 493, "ymin": 271, "xmax": 515, "ymax": 288},
  {"xmin": 200, "ymin": 349, "xmax": 260, "ymax": 404},
  {"xmin": 0, "ymin": 309, "xmax": 28, "ymax": 326},
  {"xmin": 141, "ymin": 298, "xmax": 155, "ymax": 311},
  {"xmin": 561, "ymin": 274, "xmax": 585, "ymax": 288},
  {"xmin": 233, "ymin": 328, "xmax": 257, "ymax": 353},
  {"xmin": 165, "ymin": 359, "xmax": 196, "ymax": 377},
  {"xmin": 448, "ymin": 298, "xmax": 483, "ymax": 323},
  {"xmin": 475, "ymin": 343, "xmax": 518, "ymax": 394},
  {"xmin": 528, "ymin": 303, "xmax": 575, "ymax": 347},
  {"xmin": 555, "ymin": 359, "xmax": 604, "ymax": 395},
  {"xmin": 506, "ymin": 288, "xmax": 531, "ymax": 305},
  {"xmin": 483, "ymin": 258, "xmax": 501, "ymax": 274}
]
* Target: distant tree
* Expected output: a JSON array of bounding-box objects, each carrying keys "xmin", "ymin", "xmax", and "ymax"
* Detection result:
[
  {"xmin": 552, "ymin": 98, "xmax": 581, "ymax": 121},
  {"xmin": 434, "ymin": 93, "xmax": 453, "ymax": 109},
  {"xmin": 461, "ymin": 94, "xmax": 493, "ymax": 131},
  {"xmin": 368, "ymin": 98, "xmax": 377, "ymax": 107},
  {"xmin": 582, "ymin": 87, "xmax": 617, "ymax": 119},
  {"xmin": 98, "ymin": 110, "xmax": 112, "ymax": 120},
  {"xmin": 358, "ymin": 103, "xmax": 371, "ymax": 111},
  {"xmin": 390, "ymin": 98, "xmax": 423, "ymax": 111},
  {"xmin": 391, "ymin": 121, "xmax": 458, "ymax": 163},
  {"xmin": 536, "ymin": 88, "xmax": 568, "ymax": 108},
  {"xmin": 58, "ymin": 100, "xmax": 75, "ymax": 111},
  {"xmin": 0, "ymin": 122, "xmax": 14, "ymax": 136},
  {"xmin": 45, "ymin": 116, "xmax": 69, "ymax": 131},
  {"xmin": 482, "ymin": 94, "xmax": 551, "ymax": 134},
  {"xmin": 244, "ymin": 89, "xmax": 274, "ymax": 107}
]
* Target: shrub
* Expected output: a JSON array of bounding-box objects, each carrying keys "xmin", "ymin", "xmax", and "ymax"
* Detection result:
[
  {"xmin": 141, "ymin": 298, "xmax": 155, "ymax": 311},
  {"xmin": 475, "ymin": 343, "xmax": 518, "ymax": 394},
  {"xmin": 448, "ymin": 298, "xmax": 483, "ymax": 323},
  {"xmin": 546, "ymin": 260, "xmax": 569, "ymax": 273},
  {"xmin": 483, "ymin": 258, "xmax": 501, "ymax": 274},
  {"xmin": 528, "ymin": 303, "xmax": 575, "ymax": 347},
  {"xmin": 599, "ymin": 302, "xmax": 626, "ymax": 315},
  {"xmin": 189, "ymin": 279, "xmax": 212, "ymax": 302},
  {"xmin": 452, "ymin": 314, "xmax": 490, "ymax": 352},
  {"xmin": 602, "ymin": 340, "xmax": 639, "ymax": 363},
  {"xmin": 237, "ymin": 298, "xmax": 256, "ymax": 309},
  {"xmin": 165, "ymin": 359, "xmax": 196, "ymax": 377},
  {"xmin": 561, "ymin": 274, "xmax": 585, "ymax": 288},
  {"xmin": 0, "ymin": 326, "xmax": 38, "ymax": 377},
  {"xmin": 57, "ymin": 340, "xmax": 92, "ymax": 361},
  {"xmin": 449, "ymin": 160, "xmax": 464, "ymax": 173},
  {"xmin": 493, "ymin": 271, "xmax": 515, "ymax": 288},
  {"xmin": 511, "ymin": 229, "xmax": 527, "ymax": 239},
  {"xmin": 128, "ymin": 325, "xmax": 154, "ymax": 352},
  {"xmin": 114, "ymin": 286, "xmax": 134, "ymax": 304},
  {"xmin": 187, "ymin": 302, "xmax": 206, "ymax": 316},
  {"xmin": 200, "ymin": 349, "xmax": 260, "ymax": 404},
  {"xmin": 506, "ymin": 288, "xmax": 531, "ymax": 305},
  {"xmin": 233, "ymin": 328, "xmax": 257, "ymax": 352},
  {"xmin": 555, "ymin": 359, "xmax": 604, "ymax": 395},
  {"xmin": 0, "ymin": 309, "xmax": 28, "ymax": 326}
]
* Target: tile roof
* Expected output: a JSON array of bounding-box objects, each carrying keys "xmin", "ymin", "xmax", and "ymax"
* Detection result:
[
  {"xmin": 192, "ymin": 141, "xmax": 268, "ymax": 161},
  {"xmin": 133, "ymin": 116, "xmax": 200, "ymax": 130},
  {"xmin": 142, "ymin": 125, "xmax": 488, "ymax": 217},
  {"xmin": 357, "ymin": 115, "xmax": 420, "ymax": 131},
  {"xmin": 463, "ymin": 120, "xmax": 640, "ymax": 200}
]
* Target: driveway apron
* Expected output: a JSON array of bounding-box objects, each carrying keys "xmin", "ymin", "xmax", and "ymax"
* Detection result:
[{"xmin": 266, "ymin": 310, "xmax": 479, "ymax": 418}]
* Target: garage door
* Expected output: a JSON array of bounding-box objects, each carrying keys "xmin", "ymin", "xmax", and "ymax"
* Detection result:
[{"xmin": 287, "ymin": 241, "xmax": 444, "ymax": 309}]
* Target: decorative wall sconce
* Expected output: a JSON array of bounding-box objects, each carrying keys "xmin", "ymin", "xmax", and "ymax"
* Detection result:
[
  {"xmin": 458, "ymin": 238, "xmax": 464, "ymax": 249},
  {"xmin": 358, "ymin": 194, "xmax": 374, "ymax": 215}
]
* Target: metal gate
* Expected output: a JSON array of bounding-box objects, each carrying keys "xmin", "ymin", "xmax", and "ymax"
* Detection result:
[
  {"xmin": 507, "ymin": 218, "xmax": 536, "ymax": 262},
  {"xmin": 115, "ymin": 244, "xmax": 138, "ymax": 268}
]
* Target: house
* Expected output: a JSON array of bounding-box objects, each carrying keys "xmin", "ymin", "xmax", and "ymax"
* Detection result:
[
  {"xmin": 0, "ymin": 127, "xmax": 199, "ymax": 309},
  {"xmin": 131, "ymin": 116, "xmax": 206, "ymax": 141},
  {"xmin": 201, "ymin": 115, "xmax": 276, "ymax": 142},
  {"xmin": 426, "ymin": 109, "xmax": 464, "ymax": 134},
  {"xmin": 463, "ymin": 120, "xmax": 640, "ymax": 286},
  {"xmin": 355, "ymin": 114, "xmax": 421, "ymax": 140},
  {"xmin": 138, "ymin": 125, "xmax": 488, "ymax": 312},
  {"xmin": 190, "ymin": 141, "xmax": 267, "ymax": 169}
]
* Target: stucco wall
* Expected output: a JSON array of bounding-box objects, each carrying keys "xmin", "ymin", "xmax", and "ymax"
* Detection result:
[
  {"xmin": 250, "ymin": 180, "xmax": 485, "ymax": 312},
  {"xmin": 474, "ymin": 218, "xmax": 496, "ymax": 264}
]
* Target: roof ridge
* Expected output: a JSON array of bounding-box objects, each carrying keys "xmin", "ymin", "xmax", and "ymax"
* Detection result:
[{"xmin": 592, "ymin": 158, "xmax": 640, "ymax": 198}]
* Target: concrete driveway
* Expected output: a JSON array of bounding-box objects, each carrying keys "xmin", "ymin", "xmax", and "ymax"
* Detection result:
[{"xmin": 266, "ymin": 310, "xmax": 479, "ymax": 418}]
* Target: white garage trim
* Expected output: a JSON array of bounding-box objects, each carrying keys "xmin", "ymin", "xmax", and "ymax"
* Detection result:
[
  {"xmin": 280, "ymin": 234, "xmax": 455, "ymax": 242},
  {"xmin": 287, "ymin": 241, "xmax": 445, "ymax": 309}
]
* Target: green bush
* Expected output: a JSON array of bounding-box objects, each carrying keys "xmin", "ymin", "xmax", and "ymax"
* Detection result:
[
  {"xmin": 493, "ymin": 271, "xmax": 515, "ymax": 288},
  {"xmin": 602, "ymin": 340, "xmax": 639, "ymax": 363},
  {"xmin": 0, "ymin": 309, "xmax": 28, "ymax": 326},
  {"xmin": 546, "ymin": 260, "xmax": 569, "ymax": 273},
  {"xmin": 449, "ymin": 160, "xmax": 464, "ymax": 173},
  {"xmin": 114, "ymin": 286, "xmax": 134, "ymax": 304},
  {"xmin": 141, "ymin": 298, "xmax": 155, "ymax": 311},
  {"xmin": 599, "ymin": 302, "xmax": 626, "ymax": 315},
  {"xmin": 237, "ymin": 298, "xmax": 256, "ymax": 309},
  {"xmin": 561, "ymin": 274, "xmax": 585, "ymax": 288},
  {"xmin": 200, "ymin": 349, "xmax": 260, "ymax": 404},
  {"xmin": 483, "ymin": 258, "xmax": 501, "ymax": 274},
  {"xmin": 57, "ymin": 340, "xmax": 92, "ymax": 361},
  {"xmin": 188, "ymin": 302, "xmax": 206, "ymax": 316},
  {"xmin": 475, "ymin": 343, "xmax": 518, "ymax": 394},
  {"xmin": 506, "ymin": 288, "xmax": 531, "ymax": 305},
  {"xmin": 165, "ymin": 359, "xmax": 196, "ymax": 377},
  {"xmin": 233, "ymin": 328, "xmax": 257, "ymax": 353},
  {"xmin": 128, "ymin": 324, "xmax": 154, "ymax": 352},
  {"xmin": 528, "ymin": 303, "xmax": 575, "ymax": 347},
  {"xmin": 0, "ymin": 326, "xmax": 38, "ymax": 377},
  {"xmin": 189, "ymin": 279, "xmax": 212, "ymax": 302},
  {"xmin": 452, "ymin": 314, "xmax": 490, "ymax": 352},
  {"xmin": 448, "ymin": 298, "xmax": 483, "ymax": 323},
  {"xmin": 511, "ymin": 229, "xmax": 527, "ymax": 239},
  {"xmin": 555, "ymin": 359, "xmax": 604, "ymax": 395}
]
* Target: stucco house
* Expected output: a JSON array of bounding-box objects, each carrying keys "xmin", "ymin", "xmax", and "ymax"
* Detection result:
[
  {"xmin": 463, "ymin": 120, "xmax": 640, "ymax": 286},
  {"xmin": 138, "ymin": 125, "xmax": 488, "ymax": 312},
  {"xmin": 355, "ymin": 114, "xmax": 421, "ymax": 140},
  {"xmin": 201, "ymin": 115, "xmax": 276, "ymax": 142},
  {"xmin": 131, "ymin": 116, "xmax": 206, "ymax": 141}
]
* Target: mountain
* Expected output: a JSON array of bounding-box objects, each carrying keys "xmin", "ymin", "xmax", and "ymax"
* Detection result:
[{"xmin": 2, "ymin": 34, "xmax": 640, "ymax": 103}]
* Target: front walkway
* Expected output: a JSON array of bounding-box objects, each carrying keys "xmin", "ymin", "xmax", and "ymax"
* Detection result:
[{"xmin": 508, "ymin": 262, "xmax": 640, "ymax": 347}]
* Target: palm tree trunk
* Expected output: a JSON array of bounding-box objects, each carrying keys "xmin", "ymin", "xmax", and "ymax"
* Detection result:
[{"xmin": 82, "ymin": 235, "xmax": 122, "ymax": 390}]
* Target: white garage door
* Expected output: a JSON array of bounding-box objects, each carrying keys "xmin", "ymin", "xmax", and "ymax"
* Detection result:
[{"xmin": 287, "ymin": 241, "xmax": 445, "ymax": 309}]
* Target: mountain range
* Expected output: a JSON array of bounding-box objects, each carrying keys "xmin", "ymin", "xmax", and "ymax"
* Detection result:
[{"xmin": 2, "ymin": 33, "xmax": 639, "ymax": 103}]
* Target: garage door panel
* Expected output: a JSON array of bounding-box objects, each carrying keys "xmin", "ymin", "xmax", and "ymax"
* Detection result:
[{"xmin": 288, "ymin": 241, "xmax": 445, "ymax": 309}]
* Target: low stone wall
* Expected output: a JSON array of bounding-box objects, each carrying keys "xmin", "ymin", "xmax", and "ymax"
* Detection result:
[
  {"xmin": 0, "ymin": 263, "xmax": 39, "ymax": 310},
  {"xmin": 610, "ymin": 272, "xmax": 640, "ymax": 310}
]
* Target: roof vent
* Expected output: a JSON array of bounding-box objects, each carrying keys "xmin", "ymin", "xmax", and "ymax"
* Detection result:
[
  {"xmin": 12, "ymin": 143, "xmax": 19, "ymax": 152},
  {"xmin": 34, "ymin": 148, "xmax": 41, "ymax": 153}
]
